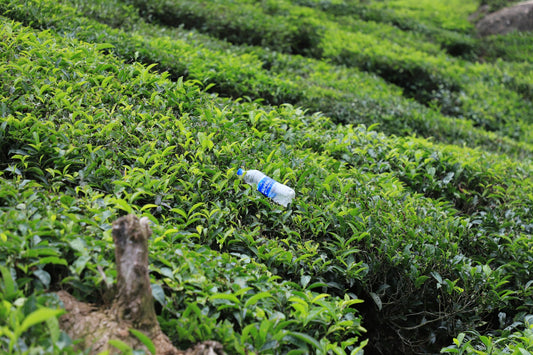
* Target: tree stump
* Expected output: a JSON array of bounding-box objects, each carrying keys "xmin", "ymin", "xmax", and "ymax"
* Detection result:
[{"xmin": 57, "ymin": 214, "xmax": 224, "ymax": 355}]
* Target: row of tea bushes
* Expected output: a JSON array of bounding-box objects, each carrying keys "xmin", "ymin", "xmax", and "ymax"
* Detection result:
[
  {"xmin": 126, "ymin": 0, "xmax": 464, "ymax": 106},
  {"xmin": 122, "ymin": 0, "xmax": 533, "ymax": 144},
  {"xmin": 0, "ymin": 20, "xmax": 367, "ymax": 354},
  {"xmin": 1, "ymin": 16, "xmax": 532, "ymax": 353},
  {"xmin": 293, "ymin": 0, "xmax": 479, "ymax": 60},
  {"xmin": 2, "ymin": 0, "xmax": 531, "ymax": 158}
]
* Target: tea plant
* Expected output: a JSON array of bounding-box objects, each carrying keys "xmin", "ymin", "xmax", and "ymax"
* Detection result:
[
  {"xmin": 119, "ymin": 0, "xmax": 533, "ymax": 143},
  {"xmin": 0, "ymin": 20, "xmax": 369, "ymax": 353},
  {"xmin": 2, "ymin": 0, "xmax": 532, "ymax": 155},
  {"xmin": 479, "ymin": 0, "xmax": 521, "ymax": 12},
  {"xmin": 442, "ymin": 314, "xmax": 533, "ymax": 355},
  {"xmin": 0, "ymin": 0, "xmax": 532, "ymax": 354}
]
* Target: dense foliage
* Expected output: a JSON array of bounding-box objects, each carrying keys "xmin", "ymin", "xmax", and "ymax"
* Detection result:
[{"xmin": 0, "ymin": 0, "xmax": 531, "ymax": 354}]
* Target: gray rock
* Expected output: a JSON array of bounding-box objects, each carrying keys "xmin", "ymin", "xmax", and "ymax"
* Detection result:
[{"xmin": 476, "ymin": 0, "xmax": 533, "ymax": 36}]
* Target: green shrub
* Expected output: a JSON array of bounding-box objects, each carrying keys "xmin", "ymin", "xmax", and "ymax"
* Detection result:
[
  {"xmin": 0, "ymin": 19, "xmax": 370, "ymax": 353},
  {"xmin": 128, "ymin": 0, "xmax": 324, "ymax": 57},
  {"xmin": 481, "ymin": 32, "xmax": 533, "ymax": 63},
  {"xmin": 2, "ymin": 0, "xmax": 532, "ymax": 154},
  {"xmin": 442, "ymin": 314, "xmax": 533, "ymax": 354},
  {"xmin": 479, "ymin": 0, "xmax": 521, "ymax": 12},
  {"xmin": 0, "ymin": 1, "xmax": 532, "ymax": 354},
  {"xmin": 115, "ymin": 0, "xmax": 532, "ymax": 146}
]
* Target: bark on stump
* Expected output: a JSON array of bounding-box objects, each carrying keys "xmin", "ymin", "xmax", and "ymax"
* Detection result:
[{"xmin": 57, "ymin": 214, "xmax": 224, "ymax": 355}]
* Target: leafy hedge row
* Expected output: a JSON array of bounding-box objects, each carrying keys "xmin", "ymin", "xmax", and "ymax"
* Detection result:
[
  {"xmin": 369, "ymin": 0, "xmax": 477, "ymax": 32},
  {"xmin": 293, "ymin": 0, "xmax": 479, "ymax": 59},
  {"xmin": 122, "ymin": 0, "xmax": 533, "ymax": 145},
  {"xmin": 2, "ymin": 0, "xmax": 531, "ymax": 159},
  {"xmin": 128, "ymin": 0, "xmax": 324, "ymax": 57},
  {"xmin": 126, "ymin": 0, "xmax": 462, "ymax": 105},
  {"xmin": 1, "ymin": 16, "xmax": 532, "ymax": 354},
  {"xmin": 482, "ymin": 32, "xmax": 533, "ymax": 64},
  {"xmin": 0, "ymin": 20, "xmax": 367, "ymax": 354}
]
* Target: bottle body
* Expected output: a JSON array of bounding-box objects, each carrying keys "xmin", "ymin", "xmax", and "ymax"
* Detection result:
[{"xmin": 237, "ymin": 169, "xmax": 295, "ymax": 207}]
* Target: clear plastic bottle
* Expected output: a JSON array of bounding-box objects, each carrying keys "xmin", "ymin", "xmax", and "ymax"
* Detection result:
[{"xmin": 237, "ymin": 168, "xmax": 295, "ymax": 207}]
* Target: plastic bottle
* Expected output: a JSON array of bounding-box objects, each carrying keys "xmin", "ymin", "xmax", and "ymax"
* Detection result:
[{"xmin": 237, "ymin": 168, "xmax": 295, "ymax": 207}]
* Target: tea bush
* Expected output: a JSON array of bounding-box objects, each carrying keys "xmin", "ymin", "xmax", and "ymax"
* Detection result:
[
  {"xmin": 128, "ymin": 0, "xmax": 324, "ymax": 57},
  {"xmin": 126, "ymin": 0, "xmax": 463, "ymax": 107},
  {"xmin": 2, "ymin": 0, "xmax": 531, "ymax": 158},
  {"xmin": 481, "ymin": 32, "xmax": 533, "ymax": 63},
  {"xmin": 120, "ymin": 0, "xmax": 532, "ymax": 145},
  {"xmin": 371, "ymin": 0, "xmax": 477, "ymax": 32},
  {"xmin": 479, "ymin": 0, "xmax": 521, "ymax": 12},
  {"xmin": 0, "ymin": 0, "xmax": 532, "ymax": 354},
  {"xmin": 442, "ymin": 314, "xmax": 533, "ymax": 354},
  {"xmin": 0, "ymin": 20, "xmax": 369, "ymax": 354},
  {"xmin": 293, "ymin": 0, "xmax": 479, "ymax": 59}
]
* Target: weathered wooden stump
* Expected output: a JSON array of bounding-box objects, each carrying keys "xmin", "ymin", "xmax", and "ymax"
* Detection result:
[{"xmin": 57, "ymin": 214, "xmax": 224, "ymax": 355}]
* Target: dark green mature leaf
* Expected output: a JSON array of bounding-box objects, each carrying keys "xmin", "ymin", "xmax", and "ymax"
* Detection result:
[
  {"xmin": 286, "ymin": 331, "xmax": 321, "ymax": 349},
  {"xmin": 33, "ymin": 269, "xmax": 51, "ymax": 288},
  {"xmin": 151, "ymin": 283, "xmax": 166, "ymax": 306},
  {"xmin": 0, "ymin": 266, "xmax": 19, "ymax": 301},
  {"xmin": 369, "ymin": 292, "xmax": 382, "ymax": 311}
]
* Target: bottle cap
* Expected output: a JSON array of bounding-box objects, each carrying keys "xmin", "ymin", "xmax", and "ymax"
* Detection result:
[{"xmin": 237, "ymin": 168, "xmax": 244, "ymax": 176}]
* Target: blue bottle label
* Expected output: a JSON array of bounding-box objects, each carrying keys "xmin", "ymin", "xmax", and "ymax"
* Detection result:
[{"xmin": 257, "ymin": 177, "xmax": 277, "ymax": 198}]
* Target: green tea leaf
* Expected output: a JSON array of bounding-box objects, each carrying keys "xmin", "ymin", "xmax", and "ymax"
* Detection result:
[
  {"xmin": 244, "ymin": 291, "xmax": 272, "ymax": 308},
  {"xmin": 36, "ymin": 256, "xmax": 68, "ymax": 266},
  {"xmin": 113, "ymin": 198, "xmax": 134, "ymax": 214},
  {"xmin": 211, "ymin": 293, "xmax": 241, "ymax": 305},
  {"xmin": 300, "ymin": 275, "xmax": 311, "ymax": 289},
  {"xmin": 19, "ymin": 308, "xmax": 64, "ymax": 334},
  {"xmin": 0, "ymin": 266, "xmax": 17, "ymax": 301},
  {"xmin": 415, "ymin": 275, "xmax": 430, "ymax": 288},
  {"xmin": 108, "ymin": 339, "xmax": 133, "ymax": 354},
  {"xmin": 369, "ymin": 292, "xmax": 382, "ymax": 311},
  {"xmin": 33, "ymin": 269, "xmax": 51, "ymax": 288},
  {"xmin": 129, "ymin": 328, "xmax": 156, "ymax": 355},
  {"xmin": 287, "ymin": 331, "xmax": 321, "ymax": 349},
  {"xmin": 151, "ymin": 283, "xmax": 166, "ymax": 306}
]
